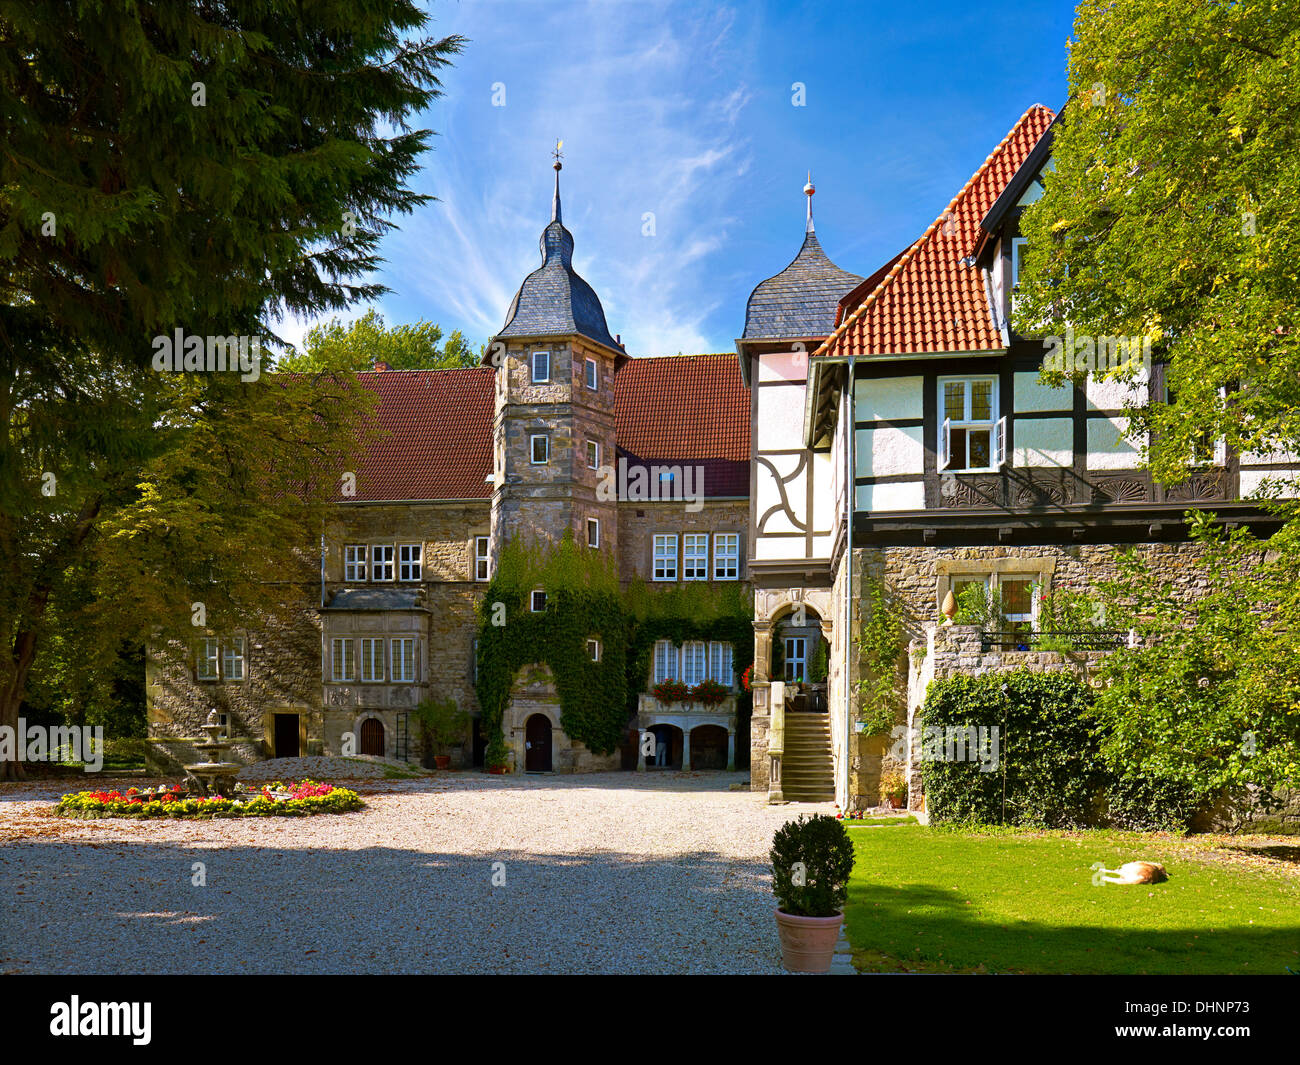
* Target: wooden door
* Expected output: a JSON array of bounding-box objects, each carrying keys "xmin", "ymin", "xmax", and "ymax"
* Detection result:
[
  {"xmin": 274, "ymin": 714, "xmax": 300, "ymax": 758},
  {"xmin": 360, "ymin": 717, "xmax": 384, "ymax": 757},
  {"xmin": 524, "ymin": 714, "xmax": 552, "ymax": 772}
]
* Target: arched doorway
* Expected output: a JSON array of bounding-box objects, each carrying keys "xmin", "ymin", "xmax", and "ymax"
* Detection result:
[
  {"xmin": 690, "ymin": 725, "xmax": 729, "ymax": 770},
  {"xmin": 360, "ymin": 718, "xmax": 385, "ymax": 757},
  {"xmin": 646, "ymin": 724, "xmax": 683, "ymax": 769},
  {"xmin": 524, "ymin": 713, "xmax": 552, "ymax": 772}
]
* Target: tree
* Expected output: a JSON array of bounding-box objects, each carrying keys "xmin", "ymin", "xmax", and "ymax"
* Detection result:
[
  {"xmin": 0, "ymin": 1, "xmax": 464, "ymax": 777},
  {"xmin": 1017, "ymin": 0, "xmax": 1300, "ymax": 487},
  {"xmin": 276, "ymin": 309, "xmax": 482, "ymax": 371}
]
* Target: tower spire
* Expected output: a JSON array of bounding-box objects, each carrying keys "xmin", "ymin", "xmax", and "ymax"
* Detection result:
[
  {"xmin": 551, "ymin": 139, "xmax": 564, "ymax": 224},
  {"xmin": 804, "ymin": 171, "xmax": 815, "ymax": 234}
]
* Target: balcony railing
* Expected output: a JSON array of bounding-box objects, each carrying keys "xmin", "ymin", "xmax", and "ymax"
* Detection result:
[{"xmin": 979, "ymin": 629, "xmax": 1128, "ymax": 653}]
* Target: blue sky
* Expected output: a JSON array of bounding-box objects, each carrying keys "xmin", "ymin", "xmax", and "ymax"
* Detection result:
[{"xmin": 282, "ymin": 0, "xmax": 1075, "ymax": 357}]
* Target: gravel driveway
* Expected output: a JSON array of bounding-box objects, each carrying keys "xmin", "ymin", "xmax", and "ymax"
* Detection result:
[{"xmin": 0, "ymin": 772, "xmax": 833, "ymax": 975}]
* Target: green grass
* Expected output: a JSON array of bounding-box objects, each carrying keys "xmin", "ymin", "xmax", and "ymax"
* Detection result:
[{"xmin": 843, "ymin": 824, "xmax": 1300, "ymax": 975}]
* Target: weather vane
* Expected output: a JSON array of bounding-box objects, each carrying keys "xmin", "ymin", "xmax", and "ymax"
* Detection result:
[{"xmin": 552, "ymin": 139, "xmax": 564, "ymax": 170}]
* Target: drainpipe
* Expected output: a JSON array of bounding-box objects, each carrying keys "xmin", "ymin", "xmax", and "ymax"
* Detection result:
[{"xmin": 842, "ymin": 356, "xmax": 856, "ymax": 811}]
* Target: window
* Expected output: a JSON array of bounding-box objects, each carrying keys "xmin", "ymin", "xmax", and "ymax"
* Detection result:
[
  {"xmin": 587, "ymin": 638, "xmax": 601, "ymax": 662},
  {"xmin": 391, "ymin": 637, "xmax": 416, "ymax": 683},
  {"xmin": 584, "ymin": 357, "xmax": 598, "ymax": 390},
  {"xmin": 530, "ymin": 589, "xmax": 547, "ymax": 612},
  {"xmin": 1000, "ymin": 578, "xmax": 1036, "ymax": 637},
  {"xmin": 531, "ymin": 350, "xmax": 550, "ymax": 383},
  {"xmin": 713, "ymin": 533, "xmax": 739, "ymax": 580},
  {"xmin": 939, "ymin": 377, "xmax": 1005, "ymax": 472},
  {"xmin": 196, "ymin": 638, "xmax": 220, "ymax": 681},
  {"xmin": 682, "ymin": 641, "xmax": 707, "ymax": 686},
  {"xmin": 587, "ymin": 440, "xmax": 599, "ymax": 469},
  {"xmin": 587, "ymin": 518, "xmax": 600, "ymax": 548},
  {"xmin": 331, "ymin": 638, "xmax": 354, "ymax": 682},
  {"xmin": 708, "ymin": 642, "xmax": 734, "ymax": 687},
  {"xmin": 652, "ymin": 534, "xmax": 678, "ymax": 581},
  {"xmin": 530, "ymin": 434, "xmax": 549, "ymax": 464},
  {"xmin": 222, "ymin": 638, "xmax": 245, "ymax": 682},
  {"xmin": 653, "ymin": 640, "xmax": 680, "ymax": 683},
  {"xmin": 359, "ymin": 638, "xmax": 385, "ymax": 683},
  {"xmin": 1010, "ymin": 236, "xmax": 1029, "ymax": 290},
  {"xmin": 371, "ymin": 544, "xmax": 394, "ymax": 581},
  {"xmin": 682, "ymin": 533, "xmax": 709, "ymax": 581},
  {"xmin": 784, "ymin": 637, "xmax": 807, "ymax": 683},
  {"xmin": 475, "ymin": 536, "xmax": 491, "ymax": 581},
  {"xmin": 398, "ymin": 543, "xmax": 422, "ymax": 581},
  {"xmin": 344, "ymin": 545, "xmax": 367, "ymax": 582}
]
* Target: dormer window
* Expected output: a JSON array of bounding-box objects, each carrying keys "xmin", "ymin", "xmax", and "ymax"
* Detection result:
[{"xmin": 531, "ymin": 351, "xmax": 551, "ymax": 383}]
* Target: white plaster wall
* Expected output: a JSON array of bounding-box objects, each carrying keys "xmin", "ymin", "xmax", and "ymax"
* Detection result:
[
  {"xmin": 1086, "ymin": 416, "xmax": 1143, "ymax": 469},
  {"xmin": 757, "ymin": 351, "xmax": 809, "ymax": 383},
  {"xmin": 854, "ymin": 376, "xmax": 923, "ymax": 421},
  {"xmin": 856, "ymin": 425, "xmax": 924, "ymax": 477},
  {"xmin": 755, "ymin": 383, "xmax": 807, "ymax": 451},
  {"xmin": 1013, "ymin": 371, "xmax": 1072, "ymax": 413},
  {"xmin": 755, "ymin": 536, "xmax": 805, "ymax": 561},
  {"xmin": 1013, "ymin": 417, "xmax": 1072, "ymax": 467},
  {"xmin": 855, "ymin": 481, "xmax": 925, "ymax": 512},
  {"xmin": 1086, "ymin": 369, "xmax": 1149, "ymax": 411},
  {"xmin": 1240, "ymin": 469, "xmax": 1300, "ymax": 499},
  {"xmin": 812, "ymin": 449, "xmax": 833, "ymax": 530}
]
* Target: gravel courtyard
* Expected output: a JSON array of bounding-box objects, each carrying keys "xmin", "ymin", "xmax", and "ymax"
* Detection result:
[{"xmin": 0, "ymin": 771, "xmax": 834, "ymax": 975}]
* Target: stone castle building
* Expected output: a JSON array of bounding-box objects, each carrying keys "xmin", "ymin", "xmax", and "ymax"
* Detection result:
[{"xmin": 148, "ymin": 107, "xmax": 1299, "ymax": 813}]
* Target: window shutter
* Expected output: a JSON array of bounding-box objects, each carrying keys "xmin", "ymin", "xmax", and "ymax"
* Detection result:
[
  {"xmin": 940, "ymin": 417, "xmax": 951, "ymax": 470},
  {"xmin": 996, "ymin": 415, "xmax": 1007, "ymax": 468}
]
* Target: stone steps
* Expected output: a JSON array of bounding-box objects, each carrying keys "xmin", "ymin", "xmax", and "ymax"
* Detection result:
[{"xmin": 781, "ymin": 713, "xmax": 834, "ymax": 803}]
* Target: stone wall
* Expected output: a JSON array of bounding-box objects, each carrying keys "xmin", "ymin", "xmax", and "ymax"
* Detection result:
[{"xmin": 617, "ymin": 499, "xmax": 749, "ymax": 583}]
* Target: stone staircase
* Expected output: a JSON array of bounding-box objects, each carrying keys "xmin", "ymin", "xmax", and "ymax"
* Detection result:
[{"xmin": 781, "ymin": 713, "xmax": 835, "ymax": 802}]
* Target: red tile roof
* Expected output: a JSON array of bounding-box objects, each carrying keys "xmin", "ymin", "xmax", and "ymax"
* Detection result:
[
  {"xmin": 818, "ymin": 104, "xmax": 1055, "ymax": 359},
  {"xmin": 613, "ymin": 353, "xmax": 751, "ymax": 497},
  {"xmin": 347, "ymin": 367, "xmax": 497, "ymax": 501},
  {"xmin": 340, "ymin": 353, "xmax": 751, "ymax": 502}
]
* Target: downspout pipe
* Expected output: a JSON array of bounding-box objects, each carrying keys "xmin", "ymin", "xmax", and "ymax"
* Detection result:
[{"xmin": 843, "ymin": 356, "xmax": 856, "ymax": 811}]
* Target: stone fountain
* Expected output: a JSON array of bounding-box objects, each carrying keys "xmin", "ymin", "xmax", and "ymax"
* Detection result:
[{"xmin": 185, "ymin": 709, "xmax": 241, "ymax": 797}]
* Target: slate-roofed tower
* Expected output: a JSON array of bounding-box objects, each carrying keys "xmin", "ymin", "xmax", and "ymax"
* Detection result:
[{"xmin": 486, "ymin": 148, "xmax": 628, "ymax": 564}]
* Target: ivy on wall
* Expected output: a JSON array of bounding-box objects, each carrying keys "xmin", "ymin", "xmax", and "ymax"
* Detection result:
[{"xmin": 474, "ymin": 539, "xmax": 753, "ymax": 763}]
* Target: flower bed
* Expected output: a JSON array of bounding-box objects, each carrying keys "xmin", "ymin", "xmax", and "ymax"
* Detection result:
[{"xmin": 54, "ymin": 780, "xmax": 364, "ymax": 819}]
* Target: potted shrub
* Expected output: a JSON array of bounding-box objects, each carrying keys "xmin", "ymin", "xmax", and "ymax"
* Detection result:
[
  {"xmin": 881, "ymin": 768, "xmax": 907, "ymax": 809},
  {"xmin": 769, "ymin": 814, "xmax": 855, "ymax": 973},
  {"xmin": 416, "ymin": 696, "xmax": 469, "ymax": 770},
  {"xmin": 485, "ymin": 732, "xmax": 512, "ymax": 774}
]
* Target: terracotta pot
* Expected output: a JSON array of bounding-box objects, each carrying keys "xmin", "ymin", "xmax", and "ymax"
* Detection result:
[
  {"xmin": 434, "ymin": 755, "xmax": 451, "ymax": 770},
  {"xmin": 888, "ymin": 795, "xmax": 904, "ymax": 810},
  {"xmin": 774, "ymin": 908, "xmax": 844, "ymax": 973},
  {"xmin": 487, "ymin": 765, "xmax": 509, "ymax": 775}
]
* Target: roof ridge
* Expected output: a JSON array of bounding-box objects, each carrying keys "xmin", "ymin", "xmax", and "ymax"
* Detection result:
[{"xmin": 813, "ymin": 103, "xmax": 1054, "ymax": 357}]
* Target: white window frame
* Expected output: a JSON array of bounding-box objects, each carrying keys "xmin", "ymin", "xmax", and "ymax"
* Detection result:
[
  {"xmin": 1010, "ymin": 236, "xmax": 1029, "ymax": 290},
  {"xmin": 683, "ymin": 533, "xmax": 709, "ymax": 581},
  {"xmin": 331, "ymin": 638, "xmax": 354, "ymax": 682},
  {"xmin": 344, "ymin": 544, "xmax": 368, "ymax": 582},
  {"xmin": 713, "ymin": 533, "xmax": 739, "ymax": 580},
  {"xmin": 587, "ymin": 517, "xmax": 600, "ymax": 548},
  {"xmin": 708, "ymin": 642, "xmax": 734, "ymax": 688},
  {"xmin": 370, "ymin": 544, "xmax": 395, "ymax": 582},
  {"xmin": 222, "ymin": 637, "xmax": 246, "ymax": 682},
  {"xmin": 682, "ymin": 641, "xmax": 707, "ymax": 686},
  {"xmin": 196, "ymin": 637, "xmax": 220, "ymax": 681},
  {"xmin": 998, "ymin": 577, "xmax": 1038, "ymax": 634},
  {"xmin": 530, "ymin": 589, "xmax": 547, "ymax": 612},
  {"xmin": 587, "ymin": 440, "xmax": 599, "ymax": 469},
  {"xmin": 587, "ymin": 638, "xmax": 601, "ymax": 662},
  {"xmin": 531, "ymin": 350, "xmax": 551, "ymax": 383},
  {"xmin": 939, "ymin": 377, "xmax": 1000, "ymax": 473},
  {"xmin": 653, "ymin": 639, "xmax": 680, "ymax": 683},
  {"xmin": 474, "ymin": 535, "xmax": 491, "ymax": 581},
  {"xmin": 652, "ymin": 534, "xmax": 678, "ymax": 581},
  {"xmin": 391, "ymin": 637, "xmax": 416, "ymax": 683},
  {"xmin": 530, "ymin": 434, "xmax": 549, "ymax": 465},
  {"xmin": 584, "ymin": 357, "xmax": 598, "ymax": 390},
  {"xmin": 784, "ymin": 637, "xmax": 807, "ymax": 683},
  {"xmin": 359, "ymin": 638, "xmax": 385, "ymax": 683},
  {"xmin": 398, "ymin": 543, "xmax": 422, "ymax": 582}
]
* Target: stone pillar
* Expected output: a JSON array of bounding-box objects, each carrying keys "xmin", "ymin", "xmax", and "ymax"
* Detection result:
[
  {"xmin": 681, "ymin": 728, "xmax": 691, "ymax": 771},
  {"xmin": 749, "ymin": 620, "xmax": 774, "ymax": 790},
  {"xmin": 768, "ymin": 679, "xmax": 785, "ymax": 803},
  {"xmin": 636, "ymin": 728, "xmax": 648, "ymax": 772},
  {"xmin": 726, "ymin": 729, "xmax": 735, "ymax": 772}
]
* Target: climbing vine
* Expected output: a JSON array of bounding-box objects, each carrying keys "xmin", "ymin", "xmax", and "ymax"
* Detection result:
[
  {"xmin": 856, "ymin": 577, "xmax": 907, "ymax": 735},
  {"xmin": 474, "ymin": 541, "xmax": 754, "ymax": 764}
]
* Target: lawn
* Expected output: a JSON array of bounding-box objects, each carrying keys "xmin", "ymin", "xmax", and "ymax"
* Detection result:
[{"xmin": 843, "ymin": 823, "xmax": 1300, "ymax": 975}]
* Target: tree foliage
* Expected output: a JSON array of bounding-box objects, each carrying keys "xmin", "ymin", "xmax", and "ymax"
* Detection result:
[
  {"xmin": 1017, "ymin": 0, "xmax": 1300, "ymax": 486},
  {"xmin": 276, "ymin": 309, "xmax": 482, "ymax": 372}
]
